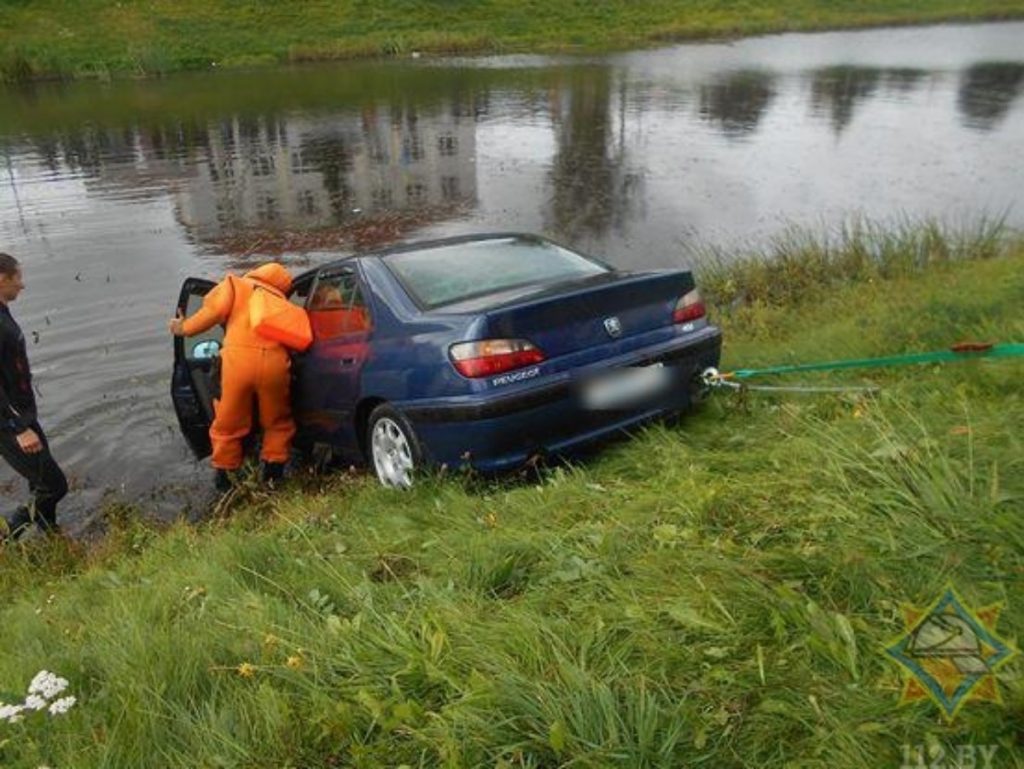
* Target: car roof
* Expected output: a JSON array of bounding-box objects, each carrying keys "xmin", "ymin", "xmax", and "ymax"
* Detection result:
[{"xmin": 301, "ymin": 232, "xmax": 553, "ymax": 278}]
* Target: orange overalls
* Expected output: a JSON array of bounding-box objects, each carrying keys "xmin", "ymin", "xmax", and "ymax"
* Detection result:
[{"xmin": 182, "ymin": 263, "xmax": 296, "ymax": 470}]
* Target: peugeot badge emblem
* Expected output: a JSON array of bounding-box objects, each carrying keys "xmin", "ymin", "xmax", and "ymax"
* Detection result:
[{"xmin": 604, "ymin": 316, "xmax": 623, "ymax": 338}]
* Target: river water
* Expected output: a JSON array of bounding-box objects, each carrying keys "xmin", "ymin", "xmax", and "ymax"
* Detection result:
[{"xmin": 1, "ymin": 22, "xmax": 1022, "ymax": 530}]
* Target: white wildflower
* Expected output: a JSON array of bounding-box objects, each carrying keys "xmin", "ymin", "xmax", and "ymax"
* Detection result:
[
  {"xmin": 28, "ymin": 670, "xmax": 68, "ymax": 699},
  {"xmin": 47, "ymin": 696, "xmax": 76, "ymax": 716},
  {"xmin": 43, "ymin": 675, "xmax": 69, "ymax": 699},
  {"xmin": 28, "ymin": 670, "xmax": 52, "ymax": 694},
  {"xmin": 2, "ymin": 671, "xmax": 76, "ymax": 724}
]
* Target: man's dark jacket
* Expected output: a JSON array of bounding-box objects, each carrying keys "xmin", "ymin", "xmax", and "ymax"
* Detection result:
[{"xmin": 0, "ymin": 303, "xmax": 37, "ymax": 434}]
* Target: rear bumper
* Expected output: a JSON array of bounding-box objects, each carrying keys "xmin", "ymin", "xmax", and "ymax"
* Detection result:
[{"xmin": 401, "ymin": 327, "xmax": 721, "ymax": 471}]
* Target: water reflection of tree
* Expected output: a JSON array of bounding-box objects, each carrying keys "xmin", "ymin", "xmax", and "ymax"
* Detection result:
[
  {"xmin": 26, "ymin": 135, "xmax": 62, "ymax": 175},
  {"xmin": 24, "ymin": 120, "xmax": 206, "ymax": 184},
  {"xmin": 698, "ymin": 70, "xmax": 776, "ymax": 138},
  {"xmin": 957, "ymin": 62, "xmax": 1024, "ymax": 131},
  {"xmin": 28, "ymin": 127, "xmax": 126, "ymax": 178},
  {"xmin": 300, "ymin": 132, "xmax": 356, "ymax": 223},
  {"xmin": 546, "ymin": 68, "xmax": 641, "ymax": 241},
  {"xmin": 882, "ymin": 68, "xmax": 927, "ymax": 94},
  {"xmin": 809, "ymin": 67, "xmax": 932, "ymax": 135},
  {"xmin": 810, "ymin": 66, "xmax": 882, "ymax": 135}
]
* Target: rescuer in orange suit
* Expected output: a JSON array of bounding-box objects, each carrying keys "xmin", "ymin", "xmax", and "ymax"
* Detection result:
[{"xmin": 169, "ymin": 263, "xmax": 296, "ymax": 490}]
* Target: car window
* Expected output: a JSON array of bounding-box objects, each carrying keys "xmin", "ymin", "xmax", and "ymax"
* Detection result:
[
  {"xmin": 309, "ymin": 270, "xmax": 371, "ymax": 340},
  {"xmin": 383, "ymin": 236, "xmax": 609, "ymax": 309},
  {"xmin": 290, "ymin": 276, "xmax": 314, "ymax": 308},
  {"xmin": 183, "ymin": 289, "xmax": 224, "ymax": 361}
]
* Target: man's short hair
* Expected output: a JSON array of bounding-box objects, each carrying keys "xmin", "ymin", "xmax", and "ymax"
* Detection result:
[{"xmin": 0, "ymin": 253, "xmax": 19, "ymax": 278}]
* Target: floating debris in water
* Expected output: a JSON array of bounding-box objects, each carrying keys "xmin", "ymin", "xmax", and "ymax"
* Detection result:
[{"xmin": 206, "ymin": 204, "xmax": 467, "ymax": 263}]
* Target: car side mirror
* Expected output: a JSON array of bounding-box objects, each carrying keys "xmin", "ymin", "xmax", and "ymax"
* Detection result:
[{"xmin": 192, "ymin": 339, "xmax": 221, "ymax": 360}]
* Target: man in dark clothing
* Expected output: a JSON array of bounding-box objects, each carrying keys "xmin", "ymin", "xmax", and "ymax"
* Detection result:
[{"xmin": 0, "ymin": 252, "xmax": 67, "ymax": 540}]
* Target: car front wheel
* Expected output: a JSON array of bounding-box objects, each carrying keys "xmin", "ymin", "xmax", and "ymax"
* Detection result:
[{"xmin": 367, "ymin": 404, "xmax": 422, "ymax": 488}]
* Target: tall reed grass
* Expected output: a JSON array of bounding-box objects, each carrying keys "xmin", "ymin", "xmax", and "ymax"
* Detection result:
[{"xmin": 696, "ymin": 215, "xmax": 1008, "ymax": 312}]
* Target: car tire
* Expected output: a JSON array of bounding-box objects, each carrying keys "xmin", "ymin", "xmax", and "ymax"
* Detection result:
[{"xmin": 367, "ymin": 404, "xmax": 423, "ymax": 488}]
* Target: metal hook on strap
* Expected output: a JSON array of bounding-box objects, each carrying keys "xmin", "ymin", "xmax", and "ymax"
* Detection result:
[
  {"xmin": 699, "ymin": 367, "xmax": 741, "ymax": 391},
  {"xmin": 698, "ymin": 366, "xmax": 879, "ymax": 395}
]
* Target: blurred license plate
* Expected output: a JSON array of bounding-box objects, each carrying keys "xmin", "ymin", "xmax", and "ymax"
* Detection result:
[{"xmin": 580, "ymin": 363, "xmax": 670, "ymax": 410}]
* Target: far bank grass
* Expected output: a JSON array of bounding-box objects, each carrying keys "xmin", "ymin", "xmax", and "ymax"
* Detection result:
[
  {"xmin": 3, "ymin": 0, "xmax": 1024, "ymax": 82},
  {"xmin": 1, "ymin": 223, "xmax": 1022, "ymax": 767}
]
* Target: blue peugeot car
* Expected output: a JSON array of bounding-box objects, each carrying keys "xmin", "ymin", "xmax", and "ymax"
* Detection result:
[{"xmin": 172, "ymin": 233, "xmax": 722, "ymax": 487}]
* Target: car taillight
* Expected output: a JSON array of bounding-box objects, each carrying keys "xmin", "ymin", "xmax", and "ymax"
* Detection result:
[
  {"xmin": 449, "ymin": 339, "xmax": 545, "ymax": 378},
  {"xmin": 673, "ymin": 289, "xmax": 706, "ymax": 324}
]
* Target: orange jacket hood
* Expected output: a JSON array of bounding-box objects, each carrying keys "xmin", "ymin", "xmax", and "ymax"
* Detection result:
[{"xmin": 245, "ymin": 262, "xmax": 292, "ymax": 294}]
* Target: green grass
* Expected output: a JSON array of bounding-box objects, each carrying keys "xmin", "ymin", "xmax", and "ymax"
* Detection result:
[
  {"xmin": 1, "ymin": 222, "xmax": 1022, "ymax": 767},
  {"xmin": 2, "ymin": 0, "xmax": 1024, "ymax": 82}
]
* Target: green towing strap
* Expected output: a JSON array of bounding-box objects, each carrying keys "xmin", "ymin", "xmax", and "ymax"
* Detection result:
[{"xmin": 727, "ymin": 343, "xmax": 1024, "ymax": 381}]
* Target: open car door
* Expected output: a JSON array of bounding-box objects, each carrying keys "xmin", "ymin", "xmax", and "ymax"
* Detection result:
[
  {"xmin": 292, "ymin": 265, "xmax": 373, "ymax": 459},
  {"xmin": 171, "ymin": 278, "xmax": 221, "ymax": 459}
]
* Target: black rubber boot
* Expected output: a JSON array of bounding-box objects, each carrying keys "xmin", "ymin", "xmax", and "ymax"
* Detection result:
[
  {"xmin": 214, "ymin": 469, "xmax": 234, "ymax": 493},
  {"xmin": 262, "ymin": 462, "xmax": 285, "ymax": 487}
]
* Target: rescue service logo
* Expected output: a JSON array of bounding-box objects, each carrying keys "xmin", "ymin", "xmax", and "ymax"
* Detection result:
[{"xmin": 883, "ymin": 585, "xmax": 1017, "ymax": 721}]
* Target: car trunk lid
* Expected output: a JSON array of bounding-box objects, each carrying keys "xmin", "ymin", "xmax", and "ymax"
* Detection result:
[{"xmin": 480, "ymin": 270, "xmax": 695, "ymax": 360}]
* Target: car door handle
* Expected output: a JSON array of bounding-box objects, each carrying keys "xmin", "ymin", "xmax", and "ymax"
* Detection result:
[{"xmin": 340, "ymin": 357, "xmax": 357, "ymax": 367}]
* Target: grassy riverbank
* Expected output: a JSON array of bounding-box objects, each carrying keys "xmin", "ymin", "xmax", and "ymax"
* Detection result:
[
  {"xmin": 2, "ymin": 222, "xmax": 1023, "ymax": 767},
  {"xmin": 3, "ymin": 0, "xmax": 1024, "ymax": 82}
]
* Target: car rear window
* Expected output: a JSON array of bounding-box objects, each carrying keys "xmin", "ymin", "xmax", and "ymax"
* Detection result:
[{"xmin": 383, "ymin": 237, "xmax": 609, "ymax": 309}]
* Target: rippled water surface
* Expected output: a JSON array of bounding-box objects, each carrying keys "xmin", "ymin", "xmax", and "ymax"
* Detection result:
[{"xmin": 1, "ymin": 22, "xmax": 1022, "ymax": 528}]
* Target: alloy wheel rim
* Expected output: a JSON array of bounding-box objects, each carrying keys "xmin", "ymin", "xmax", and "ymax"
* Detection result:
[{"xmin": 371, "ymin": 417, "xmax": 414, "ymax": 488}]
